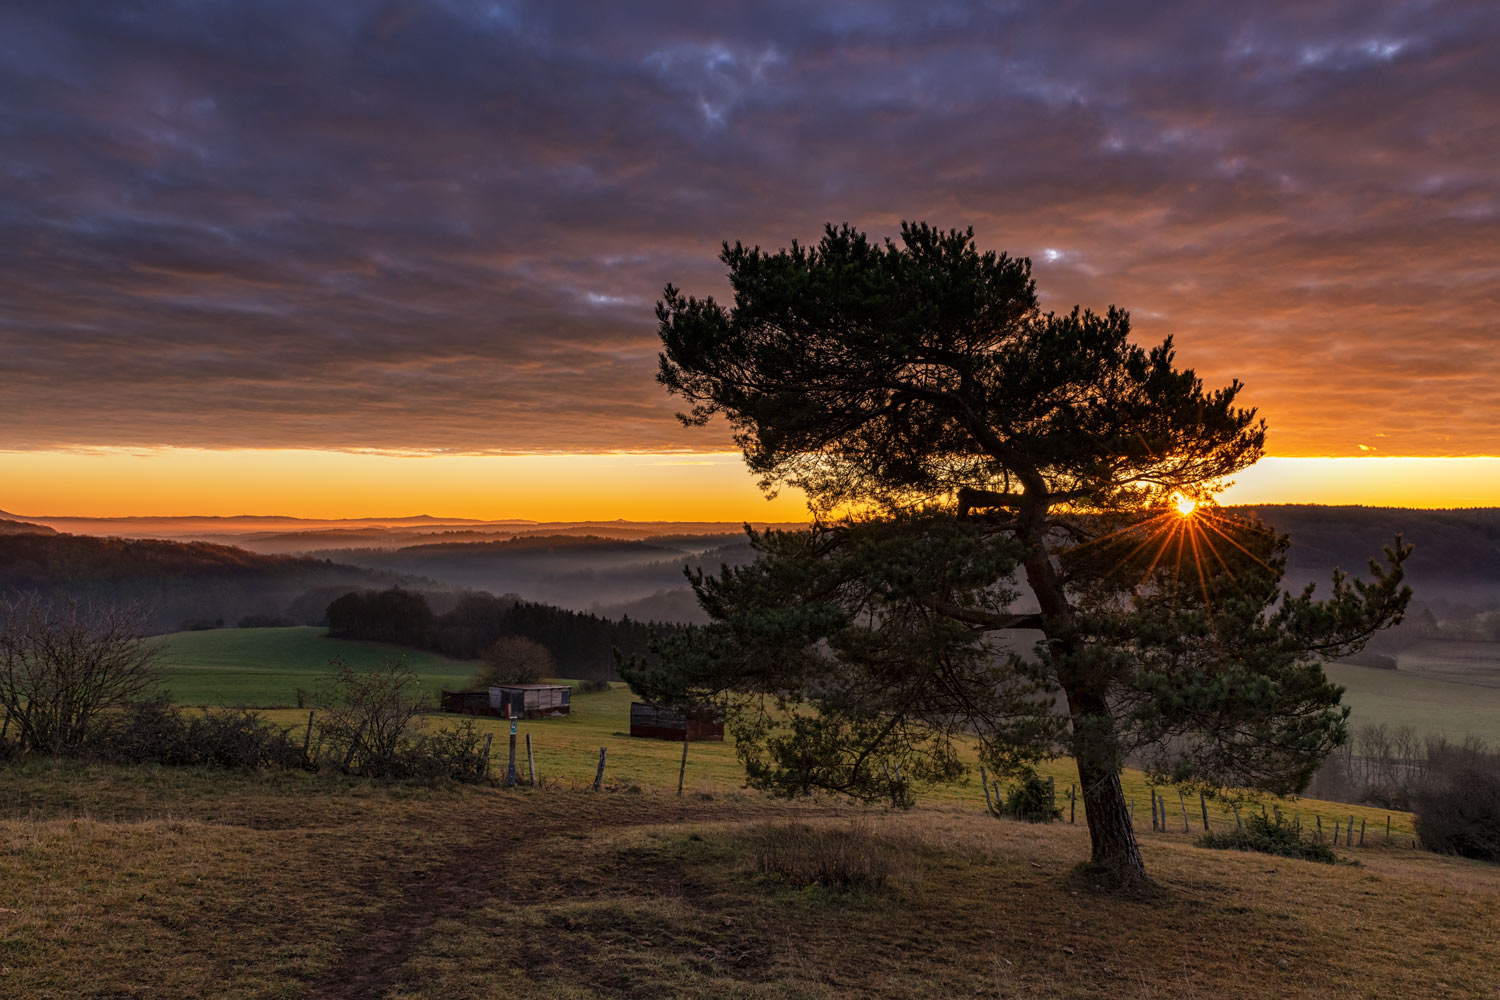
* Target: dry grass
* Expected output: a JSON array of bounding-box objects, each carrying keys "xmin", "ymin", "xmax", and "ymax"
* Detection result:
[{"xmin": 1, "ymin": 762, "xmax": 1497, "ymax": 999}]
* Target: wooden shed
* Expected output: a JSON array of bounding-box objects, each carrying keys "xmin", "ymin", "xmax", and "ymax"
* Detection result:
[
  {"xmin": 439, "ymin": 690, "xmax": 495, "ymax": 715},
  {"xmin": 488, "ymin": 684, "xmax": 571, "ymax": 718},
  {"xmin": 629, "ymin": 702, "xmax": 724, "ymax": 741},
  {"xmin": 439, "ymin": 685, "xmax": 571, "ymax": 718}
]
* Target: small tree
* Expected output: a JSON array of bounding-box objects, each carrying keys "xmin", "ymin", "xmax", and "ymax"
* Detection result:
[
  {"xmin": 315, "ymin": 658, "xmax": 427, "ymax": 776},
  {"xmin": 0, "ymin": 594, "xmax": 163, "ymax": 754},
  {"xmin": 473, "ymin": 636, "xmax": 555, "ymax": 688},
  {"xmin": 631, "ymin": 222, "xmax": 1409, "ymax": 890}
]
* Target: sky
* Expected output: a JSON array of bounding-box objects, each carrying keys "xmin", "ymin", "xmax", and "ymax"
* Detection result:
[{"xmin": 2, "ymin": 1, "xmax": 1498, "ymax": 518}]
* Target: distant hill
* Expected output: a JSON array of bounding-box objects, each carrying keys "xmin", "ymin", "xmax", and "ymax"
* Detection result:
[
  {"xmin": 1235, "ymin": 505, "xmax": 1500, "ymax": 608},
  {"xmin": 0, "ymin": 518, "xmax": 56, "ymax": 536},
  {"xmin": 0, "ymin": 533, "xmax": 429, "ymax": 632}
]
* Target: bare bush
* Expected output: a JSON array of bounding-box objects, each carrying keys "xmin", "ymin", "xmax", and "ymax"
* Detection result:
[
  {"xmin": 1411, "ymin": 749, "xmax": 1500, "ymax": 862},
  {"xmin": 315, "ymin": 658, "xmax": 428, "ymax": 776},
  {"xmin": 473, "ymin": 636, "xmax": 555, "ymax": 688},
  {"xmin": 0, "ymin": 594, "xmax": 163, "ymax": 754}
]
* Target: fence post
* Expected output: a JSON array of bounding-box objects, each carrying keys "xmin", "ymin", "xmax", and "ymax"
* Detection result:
[
  {"xmin": 1200, "ymin": 793, "xmax": 1210, "ymax": 831},
  {"xmin": 1069, "ymin": 783, "xmax": 1076, "ymax": 824},
  {"xmin": 302, "ymin": 710, "xmax": 316, "ymax": 762},
  {"xmin": 980, "ymin": 766, "xmax": 995, "ymax": 816},
  {"xmin": 1316, "ymin": 814, "xmax": 1323, "ymax": 842},
  {"xmin": 993, "ymin": 779, "xmax": 1004, "ymax": 815},
  {"xmin": 1231, "ymin": 802, "xmax": 1242, "ymax": 832},
  {"xmin": 1359, "ymin": 818, "xmax": 1366, "ymax": 847},
  {"xmin": 1334, "ymin": 820, "xmax": 1341, "ymax": 844},
  {"xmin": 1178, "ymin": 789, "xmax": 1189, "ymax": 833},
  {"xmin": 1273, "ymin": 804, "xmax": 1281, "ymax": 825},
  {"xmin": 1150, "ymin": 791, "xmax": 1158, "ymax": 832},
  {"xmin": 593, "ymin": 746, "xmax": 607, "ymax": 791},
  {"xmin": 1385, "ymin": 815, "xmax": 1391, "ymax": 843},
  {"xmin": 1347, "ymin": 815, "xmax": 1355, "ymax": 847},
  {"xmin": 507, "ymin": 719, "xmax": 519, "ymax": 788},
  {"xmin": 1049, "ymin": 775, "xmax": 1056, "ymax": 816},
  {"xmin": 479, "ymin": 732, "xmax": 493, "ymax": 779},
  {"xmin": 677, "ymin": 731, "xmax": 689, "ymax": 796},
  {"xmin": 526, "ymin": 732, "xmax": 536, "ymax": 786}
]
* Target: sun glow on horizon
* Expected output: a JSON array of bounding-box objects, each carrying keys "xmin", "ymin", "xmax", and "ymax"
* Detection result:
[
  {"xmin": 1173, "ymin": 494, "xmax": 1198, "ymax": 517},
  {"xmin": 1, "ymin": 449, "xmax": 1498, "ymax": 521}
]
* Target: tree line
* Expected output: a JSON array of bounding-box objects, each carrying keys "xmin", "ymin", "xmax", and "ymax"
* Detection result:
[{"xmin": 325, "ymin": 587, "xmax": 669, "ymax": 681}]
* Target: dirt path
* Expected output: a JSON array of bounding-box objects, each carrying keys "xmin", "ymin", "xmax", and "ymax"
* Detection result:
[{"xmin": 304, "ymin": 797, "xmax": 770, "ymax": 1000}]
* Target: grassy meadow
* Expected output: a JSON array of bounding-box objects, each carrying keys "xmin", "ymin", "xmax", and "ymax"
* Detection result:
[
  {"xmin": 158, "ymin": 628, "xmax": 1424, "ymax": 843},
  {"xmin": 2, "ymin": 625, "xmax": 1495, "ymax": 997},
  {"xmin": 1, "ymin": 764, "xmax": 1495, "ymax": 999}
]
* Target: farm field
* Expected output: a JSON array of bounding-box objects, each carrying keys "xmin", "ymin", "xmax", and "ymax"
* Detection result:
[
  {"xmin": 0, "ymin": 763, "xmax": 1495, "ymax": 999},
  {"xmin": 1395, "ymin": 639, "xmax": 1500, "ymax": 687},
  {"xmin": 160, "ymin": 626, "xmax": 479, "ymax": 706},
  {"xmin": 1324, "ymin": 661, "xmax": 1500, "ymax": 744},
  {"xmin": 163, "ymin": 629, "xmax": 1422, "ymax": 842}
]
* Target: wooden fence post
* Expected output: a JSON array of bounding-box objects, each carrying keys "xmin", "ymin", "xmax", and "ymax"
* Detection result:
[
  {"xmin": 1069, "ymin": 784, "xmax": 1076, "ymax": 824},
  {"xmin": 1150, "ymin": 791, "xmax": 1159, "ymax": 832},
  {"xmin": 980, "ymin": 766, "xmax": 995, "ymax": 816},
  {"xmin": 1231, "ymin": 802, "xmax": 1242, "ymax": 832},
  {"xmin": 1386, "ymin": 815, "xmax": 1391, "ymax": 843},
  {"xmin": 1316, "ymin": 814, "xmax": 1323, "ymax": 842},
  {"xmin": 1049, "ymin": 775, "xmax": 1056, "ymax": 816},
  {"xmin": 526, "ymin": 732, "xmax": 536, "ymax": 786},
  {"xmin": 1346, "ymin": 815, "xmax": 1354, "ymax": 846},
  {"xmin": 1200, "ymin": 793, "xmax": 1210, "ymax": 831},
  {"xmin": 507, "ymin": 719, "xmax": 519, "ymax": 788},
  {"xmin": 1272, "ymin": 804, "xmax": 1281, "ymax": 825},
  {"xmin": 302, "ymin": 710, "xmax": 316, "ymax": 762},
  {"xmin": 993, "ymin": 779, "xmax": 1004, "ymax": 815},
  {"xmin": 1178, "ymin": 789, "xmax": 1190, "ymax": 833},
  {"xmin": 593, "ymin": 746, "xmax": 607, "ymax": 791},
  {"xmin": 479, "ymin": 732, "xmax": 493, "ymax": 779},
  {"xmin": 677, "ymin": 732, "xmax": 689, "ymax": 796},
  {"xmin": 1334, "ymin": 820, "xmax": 1341, "ymax": 844},
  {"xmin": 1359, "ymin": 818, "xmax": 1366, "ymax": 847}
]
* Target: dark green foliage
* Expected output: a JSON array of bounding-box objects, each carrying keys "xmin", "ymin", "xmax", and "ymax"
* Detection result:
[
  {"xmin": 1198, "ymin": 812, "xmax": 1338, "ymax": 864},
  {"xmin": 638, "ymin": 221, "xmax": 1411, "ymax": 882},
  {"xmin": 329, "ymin": 587, "xmax": 669, "ymax": 681},
  {"xmin": 1411, "ymin": 756, "xmax": 1500, "ymax": 862},
  {"xmin": 325, "ymin": 588, "xmax": 435, "ymax": 646},
  {"xmin": 94, "ymin": 697, "xmax": 309, "ymax": 770},
  {"xmin": 1006, "ymin": 772, "xmax": 1061, "ymax": 823}
]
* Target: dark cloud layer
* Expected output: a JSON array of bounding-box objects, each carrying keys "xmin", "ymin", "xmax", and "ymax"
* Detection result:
[{"xmin": 2, "ymin": 0, "xmax": 1496, "ymax": 455}]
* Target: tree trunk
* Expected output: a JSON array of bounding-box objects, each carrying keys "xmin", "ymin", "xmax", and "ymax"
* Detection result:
[
  {"xmin": 1074, "ymin": 747, "xmax": 1147, "ymax": 887},
  {"xmin": 1016, "ymin": 502, "xmax": 1150, "ymax": 890}
]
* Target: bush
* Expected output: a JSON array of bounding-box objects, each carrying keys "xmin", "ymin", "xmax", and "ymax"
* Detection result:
[
  {"xmin": 95, "ymin": 697, "xmax": 308, "ymax": 770},
  {"xmin": 573, "ymin": 678, "xmax": 611, "ymax": 695},
  {"xmin": 0, "ymin": 595, "xmax": 164, "ymax": 754},
  {"xmin": 748, "ymin": 821, "xmax": 898, "ymax": 891},
  {"xmin": 314, "ymin": 659, "xmax": 491, "ymax": 783},
  {"xmin": 474, "ymin": 636, "xmax": 555, "ymax": 688},
  {"xmin": 1411, "ymin": 760, "xmax": 1500, "ymax": 862},
  {"xmin": 1197, "ymin": 811, "xmax": 1338, "ymax": 863},
  {"xmin": 315, "ymin": 659, "xmax": 428, "ymax": 777},
  {"xmin": 1005, "ymin": 771, "xmax": 1061, "ymax": 822}
]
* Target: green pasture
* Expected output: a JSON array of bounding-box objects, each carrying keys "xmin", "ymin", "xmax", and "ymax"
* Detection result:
[
  {"xmin": 160, "ymin": 626, "xmax": 478, "ymax": 707},
  {"xmin": 1325, "ymin": 660, "xmax": 1500, "ymax": 744}
]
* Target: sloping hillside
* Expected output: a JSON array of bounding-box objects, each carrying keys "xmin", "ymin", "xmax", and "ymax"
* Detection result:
[{"xmin": 0, "ymin": 532, "xmax": 427, "ymax": 631}]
